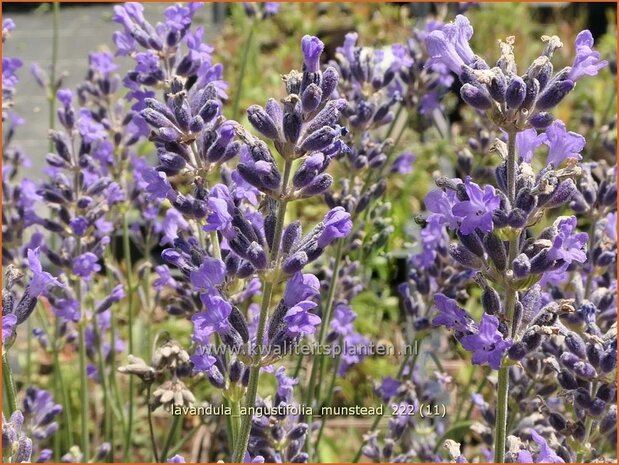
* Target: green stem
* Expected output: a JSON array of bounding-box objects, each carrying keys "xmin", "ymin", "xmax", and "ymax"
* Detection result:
[
  {"xmin": 78, "ymin": 318, "xmax": 90, "ymax": 459},
  {"xmin": 47, "ymin": 2, "xmax": 60, "ymax": 152},
  {"xmin": 160, "ymin": 415, "xmax": 182, "ymax": 462},
  {"xmin": 146, "ymin": 385, "xmax": 159, "ymax": 463},
  {"xmin": 2, "ymin": 351, "xmax": 18, "ymax": 415},
  {"xmin": 51, "ymin": 317, "xmax": 74, "ymax": 448},
  {"xmin": 122, "ymin": 212, "xmax": 135, "ymax": 461},
  {"xmin": 231, "ymin": 20, "xmax": 256, "ymax": 121},
  {"xmin": 93, "ymin": 318, "xmax": 112, "ymax": 446},
  {"xmin": 232, "ymin": 160, "xmax": 293, "ymax": 462},
  {"xmin": 303, "ymin": 238, "xmax": 344, "ymax": 460},
  {"xmin": 494, "ymin": 130, "xmax": 518, "ymax": 463},
  {"xmin": 230, "ymin": 398, "xmax": 241, "ymax": 444},
  {"xmin": 584, "ymin": 216, "xmax": 598, "ymax": 298},
  {"xmin": 314, "ymin": 342, "xmax": 343, "ymax": 453}
]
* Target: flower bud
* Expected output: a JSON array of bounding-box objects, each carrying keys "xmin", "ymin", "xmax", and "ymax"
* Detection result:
[
  {"xmin": 565, "ymin": 332, "xmax": 586, "ymax": 358},
  {"xmin": 587, "ymin": 343, "xmax": 603, "ymax": 368},
  {"xmin": 247, "ymin": 105, "xmax": 279, "ymax": 140},
  {"xmin": 521, "ymin": 76, "xmax": 540, "ymax": 111},
  {"xmin": 449, "ymin": 244, "xmax": 482, "ymax": 269},
  {"xmin": 558, "ymin": 369, "xmax": 578, "ymax": 390},
  {"xmin": 300, "ymin": 173, "xmax": 333, "ymax": 197},
  {"xmin": 460, "ymin": 83, "xmax": 493, "ymax": 110},
  {"xmin": 457, "ymin": 230, "xmax": 485, "ymax": 257},
  {"xmin": 483, "ymin": 234, "xmax": 507, "ymax": 271},
  {"xmin": 481, "ymin": 287, "xmax": 502, "ymax": 315},
  {"xmin": 282, "ymin": 221, "xmax": 302, "ymax": 254},
  {"xmin": 282, "ymin": 251, "xmax": 308, "ymax": 274},
  {"xmin": 321, "ymin": 66, "xmax": 339, "ymax": 100},
  {"xmin": 512, "ymin": 253, "xmax": 531, "ymax": 278},
  {"xmin": 488, "ymin": 68, "xmax": 507, "ymax": 102},
  {"xmin": 508, "ymin": 342, "xmax": 527, "ymax": 361},
  {"xmin": 529, "ymin": 112, "xmax": 554, "ymax": 129},
  {"xmin": 228, "ymin": 306, "xmax": 249, "ymax": 343},
  {"xmin": 535, "ymin": 79, "xmax": 575, "ymax": 110},
  {"xmin": 505, "ymin": 75, "xmax": 526, "ymax": 110},
  {"xmin": 301, "ymin": 83, "xmax": 322, "ymax": 113},
  {"xmin": 549, "ymin": 412, "xmax": 567, "ymax": 431},
  {"xmin": 600, "ymin": 349, "xmax": 617, "ymax": 373}
]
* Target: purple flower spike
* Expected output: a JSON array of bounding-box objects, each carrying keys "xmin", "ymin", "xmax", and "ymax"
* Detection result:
[
  {"xmin": 284, "ymin": 301, "xmax": 321, "ymax": 337},
  {"xmin": 460, "ymin": 314, "xmax": 511, "ymax": 370},
  {"xmin": 431, "ymin": 293, "xmax": 476, "ymax": 333},
  {"xmin": 27, "ymin": 248, "xmax": 63, "ymax": 296},
  {"xmin": 452, "ymin": 178, "xmax": 500, "ymax": 235},
  {"xmin": 301, "ymin": 35, "xmax": 324, "ymax": 73},
  {"xmin": 543, "ymin": 120, "xmax": 585, "ymax": 167},
  {"xmin": 317, "ymin": 207, "xmax": 352, "ymax": 247},
  {"xmin": 568, "ymin": 30, "xmax": 608, "ymax": 82}
]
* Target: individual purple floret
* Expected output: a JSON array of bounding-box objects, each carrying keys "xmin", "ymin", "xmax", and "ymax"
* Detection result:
[{"xmin": 460, "ymin": 314, "xmax": 512, "ymax": 369}]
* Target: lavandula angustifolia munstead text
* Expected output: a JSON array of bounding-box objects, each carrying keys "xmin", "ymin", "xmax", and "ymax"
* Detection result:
[{"xmin": 1, "ymin": 3, "xmax": 616, "ymax": 463}]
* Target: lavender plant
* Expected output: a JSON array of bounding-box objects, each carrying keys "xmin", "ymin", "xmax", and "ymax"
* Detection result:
[
  {"xmin": 416, "ymin": 14, "xmax": 615, "ymax": 462},
  {"xmin": 1, "ymin": 3, "xmax": 616, "ymax": 464}
]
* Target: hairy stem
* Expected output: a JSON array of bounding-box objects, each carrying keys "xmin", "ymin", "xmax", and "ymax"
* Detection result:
[
  {"xmin": 231, "ymin": 159, "xmax": 293, "ymax": 462},
  {"xmin": 494, "ymin": 130, "xmax": 518, "ymax": 463}
]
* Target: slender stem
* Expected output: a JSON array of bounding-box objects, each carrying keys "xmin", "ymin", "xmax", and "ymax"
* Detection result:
[
  {"xmin": 231, "ymin": 19, "xmax": 256, "ymax": 121},
  {"xmin": 232, "ymin": 160, "xmax": 293, "ymax": 462},
  {"xmin": 2, "ymin": 351, "xmax": 18, "ymax": 415},
  {"xmin": 51, "ymin": 317, "xmax": 75, "ymax": 448},
  {"xmin": 26, "ymin": 319, "xmax": 32, "ymax": 386},
  {"xmin": 303, "ymin": 238, "xmax": 344, "ymax": 460},
  {"xmin": 93, "ymin": 318, "xmax": 112, "ymax": 445},
  {"xmin": 146, "ymin": 385, "xmax": 159, "ymax": 463},
  {"xmin": 78, "ymin": 316, "xmax": 90, "ymax": 459},
  {"xmin": 352, "ymin": 348, "xmax": 416, "ymax": 463},
  {"xmin": 122, "ymin": 212, "xmax": 135, "ymax": 461},
  {"xmin": 494, "ymin": 130, "xmax": 519, "ymax": 463},
  {"xmin": 160, "ymin": 414, "xmax": 182, "ymax": 462},
  {"xmin": 384, "ymin": 104, "xmax": 403, "ymax": 140},
  {"xmin": 314, "ymin": 341, "xmax": 343, "ymax": 452},
  {"xmin": 230, "ymin": 397, "xmax": 241, "ymax": 444},
  {"xmin": 584, "ymin": 216, "xmax": 598, "ymax": 298},
  {"xmin": 47, "ymin": 2, "xmax": 60, "ymax": 152}
]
